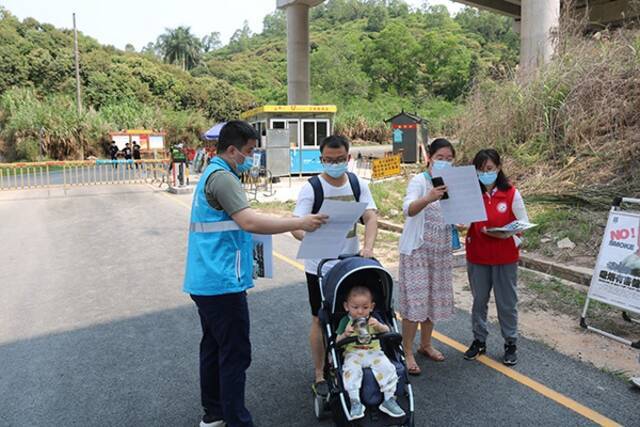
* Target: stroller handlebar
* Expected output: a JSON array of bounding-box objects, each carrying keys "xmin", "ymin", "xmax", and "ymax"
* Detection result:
[
  {"xmin": 317, "ymin": 254, "xmax": 361, "ymax": 278},
  {"xmin": 317, "ymin": 254, "xmax": 380, "ymax": 279}
]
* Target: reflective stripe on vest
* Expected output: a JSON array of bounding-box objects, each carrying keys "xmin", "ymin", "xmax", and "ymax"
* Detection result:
[{"xmin": 189, "ymin": 220, "xmax": 240, "ymax": 233}]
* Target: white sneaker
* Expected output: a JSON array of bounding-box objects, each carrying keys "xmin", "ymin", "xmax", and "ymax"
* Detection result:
[
  {"xmin": 631, "ymin": 376, "xmax": 640, "ymax": 388},
  {"xmin": 200, "ymin": 419, "xmax": 225, "ymax": 427}
]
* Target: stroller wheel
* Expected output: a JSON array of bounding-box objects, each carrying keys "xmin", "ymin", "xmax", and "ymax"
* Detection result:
[{"xmin": 313, "ymin": 393, "xmax": 330, "ymax": 420}]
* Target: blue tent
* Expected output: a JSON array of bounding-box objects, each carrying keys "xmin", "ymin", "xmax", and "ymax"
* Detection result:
[{"xmin": 203, "ymin": 122, "xmax": 226, "ymax": 141}]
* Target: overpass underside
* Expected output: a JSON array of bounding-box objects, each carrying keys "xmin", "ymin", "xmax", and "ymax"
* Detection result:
[
  {"xmin": 454, "ymin": 0, "xmax": 640, "ymax": 27},
  {"xmin": 278, "ymin": 0, "xmax": 640, "ymax": 104}
]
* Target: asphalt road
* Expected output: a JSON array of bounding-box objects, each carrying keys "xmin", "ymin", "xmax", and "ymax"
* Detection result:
[{"xmin": 0, "ymin": 185, "xmax": 638, "ymax": 427}]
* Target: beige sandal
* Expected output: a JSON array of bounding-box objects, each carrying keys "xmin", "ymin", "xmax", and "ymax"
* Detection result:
[
  {"xmin": 407, "ymin": 360, "xmax": 422, "ymax": 376},
  {"xmin": 418, "ymin": 346, "xmax": 445, "ymax": 362}
]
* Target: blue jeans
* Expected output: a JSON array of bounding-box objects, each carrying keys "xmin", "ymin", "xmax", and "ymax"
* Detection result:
[{"xmin": 191, "ymin": 292, "xmax": 253, "ymax": 427}]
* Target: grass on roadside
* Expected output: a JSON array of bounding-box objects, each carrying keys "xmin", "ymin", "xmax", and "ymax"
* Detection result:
[
  {"xmin": 519, "ymin": 269, "xmax": 640, "ymax": 337},
  {"xmin": 523, "ymin": 202, "xmax": 606, "ymax": 263},
  {"xmin": 369, "ymin": 176, "xmax": 408, "ymax": 225},
  {"xmin": 250, "ymin": 200, "xmax": 296, "ymax": 214}
]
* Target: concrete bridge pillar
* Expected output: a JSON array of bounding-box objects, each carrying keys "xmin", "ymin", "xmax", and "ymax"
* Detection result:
[
  {"xmin": 278, "ymin": 0, "xmax": 324, "ymax": 105},
  {"xmin": 520, "ymin": 0, "xmax": 560, "ymax": 72}
]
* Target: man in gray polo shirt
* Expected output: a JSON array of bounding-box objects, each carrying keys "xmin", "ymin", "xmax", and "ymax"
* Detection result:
[{"xmin": 184, "ymin": 120, "xmax": 327, "ymax": 427}]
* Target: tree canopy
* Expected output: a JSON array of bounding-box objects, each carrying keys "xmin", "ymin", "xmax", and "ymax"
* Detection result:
[{"xmin": 0, "ymin": 1, "xmax": 520, "ymax": 161}]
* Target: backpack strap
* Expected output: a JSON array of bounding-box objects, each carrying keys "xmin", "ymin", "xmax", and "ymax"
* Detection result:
[
  {"xmin": 308, "ymin": 175, "xmax": 324, "ymax": 215},
  {"xmin": 347, "ymin": 172, "xmax": 366, "ymax": 225},
  {"xmin": 346, "ymin": 172, "xmax": 361, "ymax": 202}
]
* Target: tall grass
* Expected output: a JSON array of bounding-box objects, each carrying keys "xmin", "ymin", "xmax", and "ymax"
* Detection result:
[
  {"xmin": 454, "ymin": 20, "xmax": 640, "ymax": 206},
  {"xmin": 0, "ymin": 88, "xmax": 209, "ymax": 161}
]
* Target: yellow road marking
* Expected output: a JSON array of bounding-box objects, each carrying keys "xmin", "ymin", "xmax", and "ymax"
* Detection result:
[
  {"xmin": 156, "ymin": 187, "xmax": 621, "ymax": 427},
  {"xmin": 430, "ymin": 330, "xmax": 620, "ymax": 427},
  {"xmin": 274, "ymin": 251, "xmax": 305, "ymax": 271}
]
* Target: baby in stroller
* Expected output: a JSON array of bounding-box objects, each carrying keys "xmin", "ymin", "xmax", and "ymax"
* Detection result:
[
  {"xmin": 313, "ymin": 256, "xmax": 414, "ymax": 427},
  {"xmin": 336, "ymin": 285, "xmax": 406, "ymax": 420}
]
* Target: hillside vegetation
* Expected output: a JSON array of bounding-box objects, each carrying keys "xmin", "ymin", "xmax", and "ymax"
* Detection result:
[{"xmin": 0, "ymin": 1, "xmax": 518, "ymax": 161}]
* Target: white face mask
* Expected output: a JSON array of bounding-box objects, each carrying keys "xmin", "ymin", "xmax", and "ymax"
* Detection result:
[
  {"xmin": 432, "ymin": 160, "xmax": 453, "ymax": 170},
  {"xmin": 234, "ymin": 150, "xmax": 253, "ymax": 173}
]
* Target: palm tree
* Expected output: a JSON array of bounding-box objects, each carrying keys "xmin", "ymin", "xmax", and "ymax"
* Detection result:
[{"xmin": 156, "ymin": 26, "xmax": 202, "ymax": 71}]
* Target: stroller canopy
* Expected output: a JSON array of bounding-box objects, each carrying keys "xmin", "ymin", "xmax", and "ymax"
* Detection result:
[{"xmin": 322, "ymin": 257, "xmax": 394, "ymax": 314}]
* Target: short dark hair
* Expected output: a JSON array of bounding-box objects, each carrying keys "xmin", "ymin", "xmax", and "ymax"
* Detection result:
[
  {"xmin": 347, "ymin": 285, "xmax": 373, "ymax": 301},
  {"xmin": 428, "ymin": 138, "xmax": 456, "ymax": 158},
  {"xmin": 472, "ymin": 148, "xmax": 512, "ymax": 192},
  {"xmin": 320, "ymin": 135, "xmax": 350, "ymax": 153},
  {"xmin": 218, "ymin": 120, "xmax": 259, "ymax": 152}
]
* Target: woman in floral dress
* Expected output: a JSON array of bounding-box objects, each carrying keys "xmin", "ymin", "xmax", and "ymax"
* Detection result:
[{"xmin": 397, "ymin": 138, "xmax": 456, "ymax": 375}]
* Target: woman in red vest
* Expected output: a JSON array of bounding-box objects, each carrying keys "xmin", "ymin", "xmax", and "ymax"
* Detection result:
[{"xmin": 464, "ymin": 149, "xmax": 529, "ymax": 366}]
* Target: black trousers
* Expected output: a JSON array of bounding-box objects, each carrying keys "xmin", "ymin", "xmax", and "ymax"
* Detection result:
[{"xmin": 191, "ymin": 292, "xmax": 253, "ymax": 427}]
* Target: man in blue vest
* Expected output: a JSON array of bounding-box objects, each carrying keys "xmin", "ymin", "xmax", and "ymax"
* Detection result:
[{"xmin": 184, "ymin": 120, "xmax": 327, "ymax": 427}]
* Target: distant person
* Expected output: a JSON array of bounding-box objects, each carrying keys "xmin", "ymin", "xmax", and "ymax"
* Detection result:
[
  {"xmin": 397, "ymin": 138, "xmax": 457, "ymax": 376},
  {"xmin": 109, "ymin": 141, "xmax": 119, "ymax": 169},
  {"xmin": 133, "ymin": 141, "xmax": 142, "ymax": 169},
  {"xmin": 464, "ymin": 149, "xmax": 529, "ymax": 366},
  {"xmin": 170, "ymin": 143, "xmax": 188, "ymax": 186},
  {"xmin": 122, "ymin": 142, "xmax": 133, "ymax": 169}
]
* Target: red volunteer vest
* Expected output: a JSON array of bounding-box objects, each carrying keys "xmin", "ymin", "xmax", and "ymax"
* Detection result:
[{"xmin": 466, "ymin": 186, "xmax": 519, "ymax": 265}]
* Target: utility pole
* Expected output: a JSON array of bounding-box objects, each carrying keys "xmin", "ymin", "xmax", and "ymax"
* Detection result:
[{"xmin": 73, "ymin": 12, "xmax": 84, "ymax": 159}]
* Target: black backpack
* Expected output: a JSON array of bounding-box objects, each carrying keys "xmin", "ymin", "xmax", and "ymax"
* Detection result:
[{"xmin": 308, "ymin": 172, "xmax": 364, "ymax": 223}]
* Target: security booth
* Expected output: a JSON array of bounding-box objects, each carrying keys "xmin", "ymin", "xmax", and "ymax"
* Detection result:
[
  {"xmin": 385, "ymin": 111, "xmax": 428, "ymax": 163},
  {"xmin": 241, "ymin": 105, "xmax": 336, "ymax": 175},
  {"xmin": 109, "ymin": 130, "xmax": 166, "ymax": 158}
]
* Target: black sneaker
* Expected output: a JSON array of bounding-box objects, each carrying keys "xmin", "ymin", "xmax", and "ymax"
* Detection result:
[
  {"xmin": 503, "ymin": 343, "xmax": 517, "ymax": 366},
  {"xmin": 464, "ymin": 340, "xmax": 486, "ymax": 360},
  {"xmin": 200, "ymin": 414, "xmax": 225, "ymax": 427}
]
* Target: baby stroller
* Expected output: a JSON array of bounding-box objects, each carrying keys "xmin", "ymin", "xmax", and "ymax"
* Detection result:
[{"xmin": 313, "ymin": 256, "xmax": 415, "ymax": 427}]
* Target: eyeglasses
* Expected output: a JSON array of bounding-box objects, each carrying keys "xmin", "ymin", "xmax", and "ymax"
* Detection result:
[{"xmin": 321, "ymin": 157, "xmax": 348, "ymax": 165}]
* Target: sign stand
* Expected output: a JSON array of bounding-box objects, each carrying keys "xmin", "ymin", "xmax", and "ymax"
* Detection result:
[{"xmin": 580, "ymin": 197, "xmax": 640, "ymax": 349}]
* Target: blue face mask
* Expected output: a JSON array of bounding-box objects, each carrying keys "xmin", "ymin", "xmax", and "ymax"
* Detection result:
[
  {"xmin": 236, "ymin": 152, "xmax": 253, "ymax": 173},
  {"xmin": 478, "ymin": 171, "xmax": 498, "ymax": 186},
  {"xmin": 432, "ymin": 160, "xmax": 453, "ymax": 171},
  {"xmin": 323, "ymin": 162, "xmax": 348, "ymax": 178}
]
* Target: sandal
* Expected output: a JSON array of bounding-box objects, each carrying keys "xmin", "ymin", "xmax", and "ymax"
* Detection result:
[
  {"xmin": 407, "ymin": 361, "xmax": 421, "ymax": 376},
  {"xmin": 418, "ymin": 346, "xmax": 445, "ymax": 362}
]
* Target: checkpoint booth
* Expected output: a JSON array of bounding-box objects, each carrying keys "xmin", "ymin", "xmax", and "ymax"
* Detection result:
[
  {"xmin": 109, "ymin": 129, "xmax": 166, "ymax": 158},
  {"xmin": 385, "ymin": 111, "xmax": 428, "ymax": 163},
  {"xmin": 241, "ymin": 105, "xmax": 336, "ymax": 176}
]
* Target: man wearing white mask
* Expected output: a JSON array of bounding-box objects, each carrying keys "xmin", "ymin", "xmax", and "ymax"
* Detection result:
[{"xmin": 292, "ymin": 135, "xmax": 378, "ymax": 397}]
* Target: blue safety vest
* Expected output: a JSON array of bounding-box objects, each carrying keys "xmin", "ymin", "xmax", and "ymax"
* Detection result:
[{"xmin": 183, "ymin": 156, "xmax": 254, "ymax": 296}]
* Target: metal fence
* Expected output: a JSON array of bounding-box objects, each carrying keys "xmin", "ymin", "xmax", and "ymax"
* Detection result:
[
  {"xmin": 0, "ymin": 159, "xmax": 170, "ymax": 191},
  {"xmin": 243, "ymin": 167, "xmax": 274, "ymax": 201}
]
